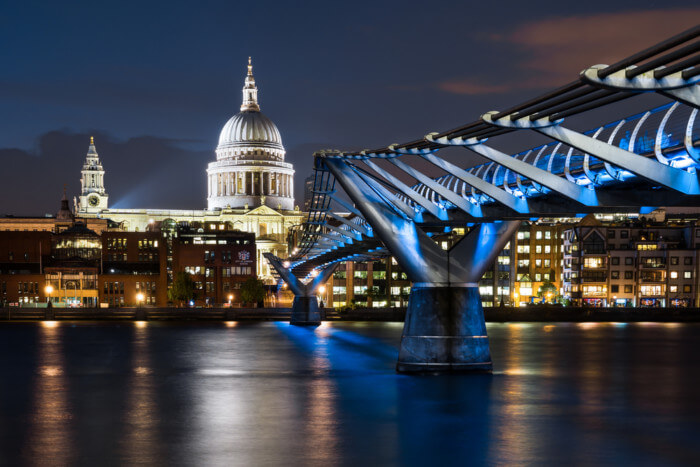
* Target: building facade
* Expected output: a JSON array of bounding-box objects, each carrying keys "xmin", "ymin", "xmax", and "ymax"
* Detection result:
[
  {"xmin": 0, "ymin": 201, "xmax": 257, "ymax": 307},
  {"xmin": 562, "ymin": 214, "xmax": 700, "ymax": 307}
]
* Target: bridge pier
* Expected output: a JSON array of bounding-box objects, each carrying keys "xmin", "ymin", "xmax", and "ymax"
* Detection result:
[
  {"xmin": 290, "ymin": 296, "xmax": 322, "ymax": 326},
  {"xmin": 264, "ymin": 253, "xmax": 337, "ymax": 326},
  {"xmin": 398, "ymin": 284, "xmax": 491, "ymax": 373}
]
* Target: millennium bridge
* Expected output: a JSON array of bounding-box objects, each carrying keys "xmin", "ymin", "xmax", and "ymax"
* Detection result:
[{"xmin": 266, "ymin": 27, "xmax": 700, "ymax": 373}]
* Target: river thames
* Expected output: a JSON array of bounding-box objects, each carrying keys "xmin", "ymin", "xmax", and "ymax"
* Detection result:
[{"xmin": 0, "ymin": 321, "xmax": 698, "ymax": 465}]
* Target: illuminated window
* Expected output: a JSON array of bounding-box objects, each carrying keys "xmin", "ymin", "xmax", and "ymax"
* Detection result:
[
  {"xmin": 582, "ymin": 285, "xmax": 606, "ymax": 296},
  {"xmin": 684, "ymin": 271, "xmax": 692, "ymax": 279},
  {"xmin": 670, "ymin": 271, "xmax": 678, "ymax": 279},
  {"xmin": 535, "ymin": 245, "xmax": 542, "ymax": 253},
  {"xmin": 584, "ymin": 257, "xmax": 603, "ymax": 268},
  {"xmin": 670, "ymin": 285, "xmax": 678, "ymax": 293},
  {"xmin": 640, "ymin": 285, "xmax": 662, "ymax": 296},
  {"xmin": 535, "ymin": 231, "xmax": 542, "ymax": 240}
]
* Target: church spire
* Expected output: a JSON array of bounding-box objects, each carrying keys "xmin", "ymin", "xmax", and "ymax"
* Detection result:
[{"xmin": 241, "ymin": 57, "xmax": 260, "ymax": 112}]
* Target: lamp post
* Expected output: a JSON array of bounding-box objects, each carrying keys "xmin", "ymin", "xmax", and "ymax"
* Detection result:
[
  {"xmin": 228, "ymin": 294, "xmax": 234, "ymax": 306},
  {"xmin": 136, "ymin": 292, "xmax": 145, "ymax": 307},
  {"xmin": 318, "ymin": 285, "xmax": 326, "ymax": 308},
  {"xmin": 44, "ymin": 284, "xmax": 54, "ymax": 320},
  {"xmin": 45, "ymin": 285, "xmax": 53, "ymax": 305}
]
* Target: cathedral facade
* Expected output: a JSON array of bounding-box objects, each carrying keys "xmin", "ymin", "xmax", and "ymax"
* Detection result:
[{"xmin": 76, "ymin": 60, "xmax": 303, "ymax": 282}]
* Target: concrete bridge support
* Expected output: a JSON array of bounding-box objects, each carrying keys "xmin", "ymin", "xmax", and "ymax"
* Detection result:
[
  {"xmin": 325, "ymin": 158, "xmax": 519, "ymax": 373},
  {"xmin": 264, "ymin": 253, "xmax": 337, "ymax": 326}
]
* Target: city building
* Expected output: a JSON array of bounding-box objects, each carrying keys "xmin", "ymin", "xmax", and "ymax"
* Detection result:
[
  {"xmin": 562, "ymin": 213, "xmax": 700, "ymax": 307},
  {"xmin": 0, "ymin": 200, "xmax": 257, "ymax": 307}
]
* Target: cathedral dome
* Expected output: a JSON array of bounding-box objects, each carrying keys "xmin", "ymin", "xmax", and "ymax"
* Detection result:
[
  {"xmin": 207, "ymin": 58, "xmax": 295, "ymax": 212},
  {"xmin": 217, "ymin": 110, "xmax": 283, "ymax": 151}
]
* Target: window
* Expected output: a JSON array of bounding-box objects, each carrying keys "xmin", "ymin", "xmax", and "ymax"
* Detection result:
[
  {"xmin": 671, "ymin": 256, "xmax": 679, "ymax": 265},
  {"xmin": 535, "ymin": 231, "xmax": 542, "ymax": 240},
  {"xmin": 637, "ymin": 244, "xmax": 658, "ymax": 251},
  {"xmin": 544, "ymin": 259, "xmax": 551, "ymax": 268},
  {"xmin": 584, "ymin": 257, "xmax": 603, "ymax": 268},
  {"xmin": 611, "ymin": 257, "xmax": 620, "ymax": 265},
  {"xmin": 545, "ymin": 231, "xmax": 551, "ymax": 240},
  {"xmin": 624, "ymin": 285, "xmax": 633, "ymax": 293},
  {"xmin": 684, "ymin": 257, "xmax": 693, "ymax": 265},
  {"xmin": 670, "ymin": 285, "xmax": 678, "ymax": 293},
  {"xmin": 640, "ymin": 285, "xmax": 662, "ymax": 296},
  {"xmin": 517, "ymin": 245, "xmax": 530, "ymax": 254},
  {"xmin": 607, "ymin": 230, "xmax": 616, "ymax": 239},
  {"xmin": 611, "ymin": 285, "xmax": 619, "ymax": 293},
  {"xmin": 582, "ymin": 285, "xmax": 606, "ymax": 295},
  {"xmin": 518, "ymin": 259, "xmax": 530, "ymax": 267},
  {"xmin": 544, "ymin": 245, "xmax": 551, "ymax": 254},
  {"xmin": 611, "ymin": 271, "xmax": 620, "ymax": 279},
  {"xmin": 625, "ymin": 257, "xmax": 634, "ymax": 265},
  {"xmin": 684, "ymin": 271, "xmax": 692, "ymax": 279},
  {"xmin": 620, "ymin": 230, "xmax": 629, "ymax": 239},
  {"xmin": 535, "ymin": 259, "xmax": 542, "ymax": 267},
  {"xmin": 684, "ymin": 285, "xmax": 692, "ymax": 293},
  {"xmin": 535, "ymin": 245, "xmax": 542, "ymax": 254},
  {"xmin": 625, "ymin": 271, "xmax": 634, "ymax": 280},
  {"xmin": 670, "ymin": 271, "xmax": 678, "ymax": 279},
  {"xmin": 517, "ymin": 231, "xmax": 530, "ymax": 240},
  {"xmin": 535, "ymin": 274, "xmax": 541, "ymax": 281}
]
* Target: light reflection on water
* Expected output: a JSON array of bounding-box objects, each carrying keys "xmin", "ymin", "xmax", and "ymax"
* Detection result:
[{"xmin": 0, "ymin": 321, "xmax": 698, "ymax": 465}]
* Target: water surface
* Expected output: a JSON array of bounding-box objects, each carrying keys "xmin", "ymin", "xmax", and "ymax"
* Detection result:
[{"xmin": 0, "ymin": 321, "xmax": 698, "ymax": 466}]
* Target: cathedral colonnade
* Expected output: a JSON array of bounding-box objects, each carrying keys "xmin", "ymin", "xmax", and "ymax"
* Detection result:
[{"xmin": 207, "ymin": 170, "xmax": 294, "ymax": 199}]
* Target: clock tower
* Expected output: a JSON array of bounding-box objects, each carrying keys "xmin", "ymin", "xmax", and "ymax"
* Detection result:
[{"xmin": 78, "ymin": 137, "xmax": 109, "ymax": 214}]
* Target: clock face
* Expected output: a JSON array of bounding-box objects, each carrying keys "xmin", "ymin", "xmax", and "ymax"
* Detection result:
[{"xmin": 88, "ymin": 195, "xmax": 100, "ymax": 207}]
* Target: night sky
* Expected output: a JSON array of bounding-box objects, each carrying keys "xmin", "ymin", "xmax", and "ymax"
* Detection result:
[{"xmin": 2, "ymin": 1, "xmax": 699, "ymax": 215}]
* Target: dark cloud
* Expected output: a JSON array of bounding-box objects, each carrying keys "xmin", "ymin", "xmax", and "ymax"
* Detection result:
[{"xmin": 438, "ymin": 8, "xmax": 700, "ymax": 95}]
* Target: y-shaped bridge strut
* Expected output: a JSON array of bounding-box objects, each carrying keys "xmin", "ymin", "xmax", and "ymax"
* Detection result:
[{"xmin": 324, "ymin": 157, "xmax": 519, "ymax": 372}]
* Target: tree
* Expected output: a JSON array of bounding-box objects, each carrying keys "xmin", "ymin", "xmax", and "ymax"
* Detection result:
[
  {"xmin": 537, "ymin": 280, "xmax": 557, "ymax": 301},
  {"xmin": 169, "ymin": 271, "xmax": 194, "ymax": 306},
  {"xmin": 240, "ymin": 277, "xmax": 266, "ymax": 306}
]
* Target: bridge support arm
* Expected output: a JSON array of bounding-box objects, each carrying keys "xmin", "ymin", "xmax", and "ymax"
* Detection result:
[{"xmin": 264, "ymin": 253, "xmax": 337, "ymax": 326}]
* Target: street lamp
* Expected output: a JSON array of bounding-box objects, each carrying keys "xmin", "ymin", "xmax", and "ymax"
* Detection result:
[
  {"xmin": 136, "ymin": 292, "xmax": 145, "ymax": 307},
  {"xmin": 228, "ymin": 294, "xmax": 234, "ymax": 306},
  {"xmin": 44, "ymin": 285, "xmax": 53, "ymax": 305}
]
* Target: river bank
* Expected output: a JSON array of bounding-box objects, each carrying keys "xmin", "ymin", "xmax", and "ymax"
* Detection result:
[{"xmin": 2, "ymin": 306, "xmax": 700, "ymax": 322}]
